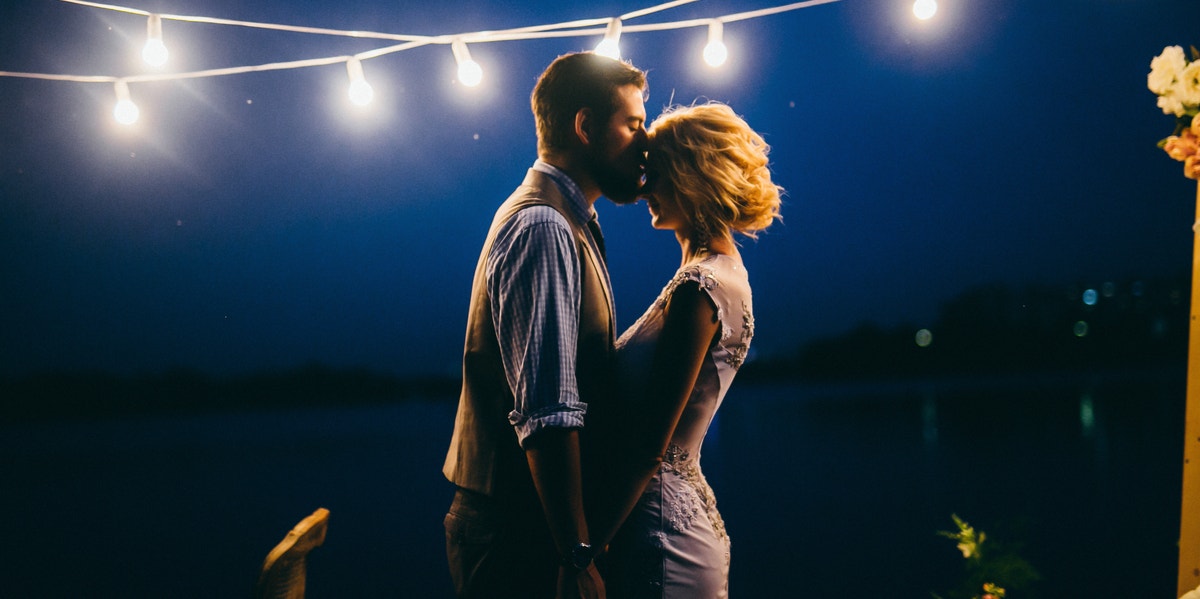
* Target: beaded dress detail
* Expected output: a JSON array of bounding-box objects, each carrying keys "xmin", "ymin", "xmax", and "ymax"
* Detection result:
[{"xmin": 607, "ymin": 253, "xmax": 753, "ymax": 599}]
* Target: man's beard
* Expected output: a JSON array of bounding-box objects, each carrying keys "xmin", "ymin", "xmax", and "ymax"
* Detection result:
[{"xmin": 587, "ymin": 140, "xmax": 643, "ymax": 205}]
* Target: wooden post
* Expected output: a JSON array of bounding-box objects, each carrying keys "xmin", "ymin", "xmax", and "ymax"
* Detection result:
[{"xmin": 1181, "ymin": 181, "xmax": 1200, "ymax": 597}]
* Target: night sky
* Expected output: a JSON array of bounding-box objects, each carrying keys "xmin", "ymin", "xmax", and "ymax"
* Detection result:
[{"xmin": 2, "ymin": 0, "xmax": 1199, "ymax": 380}]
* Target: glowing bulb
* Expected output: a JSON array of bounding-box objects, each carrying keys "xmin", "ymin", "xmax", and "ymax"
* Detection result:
[
  {"xmin": 348, "ymin": 79, "xmax": 373, "ymax": 106},
  {"xmin": 913, "ymin": 0, "xmax": 937, "ymax": 20},
  {"xmin": 113, "ymin": 81, "xmax": 139, "ymax": 125},
  {"xmin": 143, "ymin": 39, "xmax": 168, "ymax": 67},
  {"xmin": 595, "ymin": 38, "xmax": 621, "ymax": 60},
  {"xmin": 703, "ymin": 21, "xmax": 727, "ymax": 68},
  {"xmin": 458, "ymin": 60, "xmax": 483, "ymax": 87},
  {"xmin": 594, "ymin": 18, "xmax": 622, "ymax": 60},
  {"xmin": 346, "ymin": 58, "xmax": 374, "ymax": 106},
  {"xmin": 452, "ymin": 40, "xmax": 483, "ymax": 87},
  {"xmin": 114, "ymin": 99, "xmax": 139, "ymax": 124},
  {"xmin": 142, "ymin": 14, "xmax": 168, "ymax": 66}
]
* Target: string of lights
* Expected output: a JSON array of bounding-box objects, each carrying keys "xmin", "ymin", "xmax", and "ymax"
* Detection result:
[{"xmin": 0, "ymin": 0, "xmax": 882, "ymax": 126}]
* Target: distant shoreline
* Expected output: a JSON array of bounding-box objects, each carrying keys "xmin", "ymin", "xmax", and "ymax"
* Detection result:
[
  {"xmin": 5, "ymin": 272, "xmax": 1189, "ymax": 422},
  {"xmin": 0, "ymin": 364, "xmax": 459, "ymax": 423},
  {"xmin": 2, "ymin": 361, "xmax": 1185, "ymax": 424}
]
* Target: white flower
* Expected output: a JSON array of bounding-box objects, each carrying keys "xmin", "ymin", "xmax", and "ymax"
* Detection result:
[
  {"xmin": 1149, "ymin": 45, "xmax": 1187, "ymax": 95},
  {"xmin": 1159, "ymin": 93, "xmax": 1186, "ymax": 117},
  {"xmin": 1179, "ymin": 584, "xmax": 1200, "ymax": 599},
  {"xmin": 1180, "ymin": 61, "xmax": 1200, "ymax": 107}
]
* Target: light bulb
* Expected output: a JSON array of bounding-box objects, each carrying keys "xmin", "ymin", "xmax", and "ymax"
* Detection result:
[
  {"xmin": 458, "ymin": 60, "xmax": 483, "ymax": 87},
  {"xmin": 452, "ymin": 40, "xmax": 483, "ymax": 87},
  {"xmin": 114, "ymin": 100, "xmax": 139, "ymax": 124},
  {"xmin": 113, "ymin": 81, "xmax": 139, "ymax": 125},
  {"xmin": 143, "ymin": 39, "xmax": 168, "ymax": 66},
  {"xmin": 348, "ymin": 79, "xmax": 374, "ymax": 106},
  {"xmin": 142, "ymin": 14, "xmax": 168, "ymax": 66},
  {"xmin": 913, "ymin": 0, "xmax": 938, "ymax": 20},
  {"xmin": 703, "ymin": 21, "xmax": 727, "ymax": 68},
  {"xmin": 346, "ymin": 58, "xmax": 374, "ymax": 106},
  {"xmin": 594, "ymin": 18, "xmax": 622, "ymax": 60}
]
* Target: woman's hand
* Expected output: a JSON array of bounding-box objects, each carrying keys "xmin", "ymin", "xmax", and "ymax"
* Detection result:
[{"xmin": 556, "ymin": 563, "xmax": 605, "ymax": 599}]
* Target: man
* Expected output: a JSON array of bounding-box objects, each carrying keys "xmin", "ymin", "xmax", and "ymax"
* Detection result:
[{"xmin": 442, "ymin": 52, "xmax": 647, "ymax": 599}]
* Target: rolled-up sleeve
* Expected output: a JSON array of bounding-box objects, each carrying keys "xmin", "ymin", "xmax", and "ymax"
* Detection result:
[{"xmin": 487, "ymin": 206, "xmax": 586, "ymax": 447}]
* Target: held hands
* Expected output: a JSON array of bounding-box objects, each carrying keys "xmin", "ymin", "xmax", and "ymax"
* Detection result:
[{"xmin": 556, "ymin": 563, "xmax": 605, "ymax": 599}]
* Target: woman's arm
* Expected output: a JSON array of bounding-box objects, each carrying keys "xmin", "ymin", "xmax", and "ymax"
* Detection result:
[{"xmin": 588, "ymin": 279, "xmax": 720, "ymax": 550}]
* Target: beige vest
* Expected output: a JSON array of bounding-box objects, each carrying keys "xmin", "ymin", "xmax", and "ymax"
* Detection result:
[{"xmin": 443, "ymin": 169, "xmax": 616, "ymax": 502}]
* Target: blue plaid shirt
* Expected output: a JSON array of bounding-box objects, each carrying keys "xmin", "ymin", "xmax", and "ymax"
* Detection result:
[{"xmin": 489, "ymin": 161, "xmax": 608, "ymax": 447}]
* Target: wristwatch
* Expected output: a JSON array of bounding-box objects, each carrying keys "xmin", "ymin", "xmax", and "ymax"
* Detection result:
[{"xmin": 561, "ymin": 542, "xmax": 594, "ymax": 570}]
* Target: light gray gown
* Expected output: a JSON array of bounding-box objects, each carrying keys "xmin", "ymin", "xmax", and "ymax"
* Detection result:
[{"xmin": 607, "ymin": 253, "xmax": 754, "ymax": 598}]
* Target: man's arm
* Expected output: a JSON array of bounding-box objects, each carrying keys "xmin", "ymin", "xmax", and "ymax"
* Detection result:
[
  {"xmin": 488, "ymin": 208, "xmax": 603, "ymax": 598},
  {"xmin": 526, "ymin": 428, "xmax": 604, "ymax": 598}
]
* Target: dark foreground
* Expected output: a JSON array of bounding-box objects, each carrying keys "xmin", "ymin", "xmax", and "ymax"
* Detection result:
[{"xmin": 0, "ymin": 369, "xmax": 1184, "ymax": 598}]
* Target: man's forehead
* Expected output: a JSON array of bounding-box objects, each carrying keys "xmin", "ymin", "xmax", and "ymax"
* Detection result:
[{"xmin": 613, "ymin": 86, "xmax": 646, "ymax": 119}]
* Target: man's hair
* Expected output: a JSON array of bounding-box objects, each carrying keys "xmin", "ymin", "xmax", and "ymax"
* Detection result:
[{"xmin": 531, "ymin": 53, "xmax": 647, "ymax": 156}]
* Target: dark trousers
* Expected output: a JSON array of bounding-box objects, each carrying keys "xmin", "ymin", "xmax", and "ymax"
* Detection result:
[{"xmin": 445, "ymin": 487, "xmax": 558, "ymax": 598}]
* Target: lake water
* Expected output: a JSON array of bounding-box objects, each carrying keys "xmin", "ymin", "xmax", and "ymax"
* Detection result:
[{"xmin": 0, "ymin": 370, "xmax": 1186, "ymax": 598}]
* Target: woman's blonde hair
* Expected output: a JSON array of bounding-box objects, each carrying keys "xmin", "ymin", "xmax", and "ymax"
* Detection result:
[{"xmin": 647, "ymin": 102, "xmax": 783, "ymax": 242}]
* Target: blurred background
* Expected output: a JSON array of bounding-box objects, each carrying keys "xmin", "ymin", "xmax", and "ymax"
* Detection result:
[{"xmin": 2, "ymin": 0, "xmax": 1198, "ymax": 596}]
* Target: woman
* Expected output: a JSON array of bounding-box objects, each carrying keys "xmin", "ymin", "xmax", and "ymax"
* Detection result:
[{"xmin": 586, "ymin": 102, "xmax": 783, "ymax": 598}]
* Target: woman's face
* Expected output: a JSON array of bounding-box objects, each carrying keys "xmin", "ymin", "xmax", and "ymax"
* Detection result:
[{"xmin": 642, "ymin": 166, "xmax": 686, "ymax": 233}]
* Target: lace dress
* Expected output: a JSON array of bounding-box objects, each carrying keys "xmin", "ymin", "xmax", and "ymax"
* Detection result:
[{"xmin": 606, "ymin": 253, "xmax": 753, "ymax": 598}]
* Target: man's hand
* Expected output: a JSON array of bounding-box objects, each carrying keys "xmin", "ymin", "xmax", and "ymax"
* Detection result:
[{"xmin": 556, "ymin": 563, "xmax": 605, "ymax": 599}]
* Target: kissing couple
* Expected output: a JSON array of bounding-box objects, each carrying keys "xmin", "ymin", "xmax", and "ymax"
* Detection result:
[{"xmin": 444, "ymin": 51, "xmax": 782, "ymax": 599}]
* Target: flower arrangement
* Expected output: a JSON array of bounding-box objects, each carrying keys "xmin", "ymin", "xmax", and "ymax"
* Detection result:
[
  {"xmin": 1148, "ymin": 45, "xmax": 1200, "ymax": 179},
  {"xmin": 933, "ymin": 514, "xmax": 1038, "ymax": 599}
]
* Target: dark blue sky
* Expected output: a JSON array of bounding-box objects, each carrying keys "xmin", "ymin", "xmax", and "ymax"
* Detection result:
[{"xmin": 2, "ymin": 0, "xmax": 1198, "ymax": 379}]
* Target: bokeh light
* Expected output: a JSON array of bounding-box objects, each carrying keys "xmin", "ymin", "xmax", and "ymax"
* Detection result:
[
  {"xmin": 915, "ymin": 328, "xmax": 933, "ymax": 347},
  {"xmin": 1073, "ymin": 321, "xmax": 1089, "ymax": 337},
  {"xmin": 912, "ymin": 0, "xmax": 937, "ymax": 20}
]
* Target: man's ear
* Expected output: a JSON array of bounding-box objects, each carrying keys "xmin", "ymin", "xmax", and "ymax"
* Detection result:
[{"xmin": 574, "ymin": 107, "xmax": 594, "ymax": 147}]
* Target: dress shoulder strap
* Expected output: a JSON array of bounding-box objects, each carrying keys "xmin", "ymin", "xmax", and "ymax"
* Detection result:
[{"xmin": 663, "ymin": 256, "xmax": 754, "ymax": 370}]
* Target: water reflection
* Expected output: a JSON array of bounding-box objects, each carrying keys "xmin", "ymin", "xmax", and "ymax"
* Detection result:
[
  {"xmin": 0, "ymin": 374, "xmax": 1183, "ymax": 598},
  {"xmin": 712, "ymin": 374, "xmax": 1182, "ymax": 598},
  {"xmin": 1080, "ymin": 389, "xmax": 1111, "ymax": 475},
  {"xmin": 922, "ymin": 390, "xmax": 938, "ymax": 446},
  {"xmin": 1080, "ymin": 392, "xmax": 1096, "ymax": 438}
]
